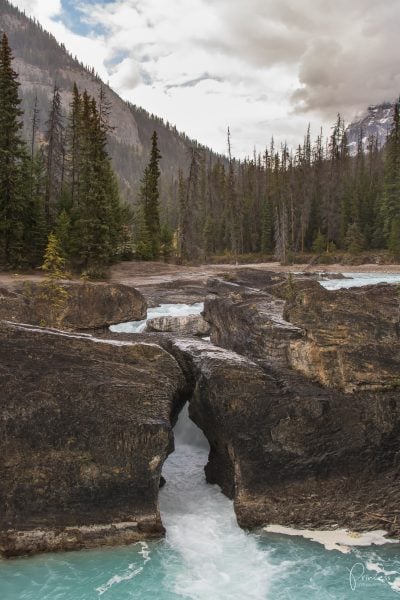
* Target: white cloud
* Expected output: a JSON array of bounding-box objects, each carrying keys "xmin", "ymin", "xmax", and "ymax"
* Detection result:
[{"xmin": 12, "ymin": 0, "xmax": 400, "ymax": 157}]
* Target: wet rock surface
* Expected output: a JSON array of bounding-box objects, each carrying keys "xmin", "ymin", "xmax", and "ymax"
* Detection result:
[
  {"xmin": 0, "ymin": 280, "xmax": 147, "ymax": 331},
  {"xmin": 0, "ymin": 321, "xmax": 184, "ymax": 556}
]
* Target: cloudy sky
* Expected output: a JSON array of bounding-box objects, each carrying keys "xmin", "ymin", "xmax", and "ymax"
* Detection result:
[{"xmin": 13, "ymin": 0, "xmax": 400, "ymax": 157}]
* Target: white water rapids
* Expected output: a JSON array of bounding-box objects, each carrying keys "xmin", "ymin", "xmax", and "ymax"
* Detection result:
[{"xmin": 159, "ymin": 406, "xmax": 281, "ymax": 600}]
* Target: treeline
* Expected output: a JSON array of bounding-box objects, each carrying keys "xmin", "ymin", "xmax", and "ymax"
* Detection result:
[
  {"xmin": 0, "ymin": 33, "xmax": 127, "ymax": 273},
  {"xmin": 2, "ymin": 29, "xmax": 400, "ymax": 270},
  {"xmin": 174, "ymin": 111, "xmax": 400, "ymax": 262}
]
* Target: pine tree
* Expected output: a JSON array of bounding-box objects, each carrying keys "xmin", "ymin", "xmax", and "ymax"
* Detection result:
[
  {"xmin": 140, "ymin": 131, "xmax": 162, "ymax": 258},
  {"xmin": 0, "ymin": 33, "xmax": 29, "ymax": 266},
  {"xmin": 39, "ymin": 232, "xmax": 68, "ymax": 327},
  {"xmin": 381, "ymin": 100, "xmax": 400, "ymax": 246},
  {"xmin": 160, "ymin": 223, "xmax": 174, "ymax": 261},
  {"xmin": 24, "ymin": 150, "xmax": 47, "ymax": 265},
  {"xmin": 66, "ymin": 86, "xmax": 123, "ymax": 272},
  {"xmin": 44, "ymin": 83, "xmax": 64, "ymax": 229},
  {"xmin": 134, "ymin": 204, "xmax": 152, "ymax": 260},
  {"xmin": 227, "ymin": 128, "xmax": 239, "ymax": 259},
  {"xmin": 389, "ymin": 218, "xmax": 400, "ymax": 259},
  {"xmin": 67, "ymin": 83, "xmax": 82, "ymax": 205}
]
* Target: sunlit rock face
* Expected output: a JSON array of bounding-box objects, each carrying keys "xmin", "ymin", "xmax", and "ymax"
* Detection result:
[
  {"xmin": 205, "ymin": 277, "xmax": 400, "ymax": 393},
  {"xmin": 283, "ymin": 280, "xmax": 400, "ymax": 392},
  {"xmin": 0, "ymin": 322, "xmax": 185, "ymax": 557},
  {"xmin": 0, "ymin": 281, "xmax": 147, "ymax": 331}
]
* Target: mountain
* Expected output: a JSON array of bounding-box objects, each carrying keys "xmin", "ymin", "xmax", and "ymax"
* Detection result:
[
  {"xmin": 346, "ymin": 102, "xmax": 394, "ymax": 154},
  {"xmin": 0, "ymin": 0, "xmax": 220, "ymax": 211}
]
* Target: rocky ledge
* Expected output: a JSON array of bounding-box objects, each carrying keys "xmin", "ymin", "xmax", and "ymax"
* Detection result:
[
  {"xmin": 0, "ymin": 280, "xmax": 147, "ymax": 331},
  {"xmin": 197, "ymin": 277, "xmax": 400, "ymax": 535},
  {"xmin": 0, "ymin": 321, "xmax": 184, "ymax": 556},
  {"xmin": 145, "ymin": 314, "xmax": 210, "ymax": 337},
  {"xmin": 205, "ymin": 277, "xmax": 400, "ymax": 393}
]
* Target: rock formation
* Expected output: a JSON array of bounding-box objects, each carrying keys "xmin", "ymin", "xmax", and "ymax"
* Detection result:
[
  {"xmin": 145, "ymin": 314, "xmax": 210, "ymax": 337},
  {"xmin": 0, "ymin": 280, "xmax": 147, "ymax": 331},
  {"xmin": 205, "ymin": 277, "xmax": 400, "ymax": 392},
  {"xmin": 197, "ymin": 277, "xmax": 400, "ymax": 535},
  {"xmin": 204, "ymin": 277, "xmax": 303, "ymax": 367},
  {"xmin": 283, "ymin": 280, "xmax": 400, "ymax": 392},
  {"xmin": 1, "ymin": 272, "xmax": 400, "ymax": 556},
  {"xmin": 0, "ymin": 321, "xmax": 184, "ymax": 556}
]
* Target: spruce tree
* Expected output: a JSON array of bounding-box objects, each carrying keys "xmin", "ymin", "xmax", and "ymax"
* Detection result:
[
  {"xmin": 67, "ymin": 83, "xmax": 82, "ymax": 205},
  {"xmin": 141, "ymin": 131, "xmax": 161, "ymax": 258},
  {"xmin": 0, "ymin": 33, "xmax": 28, "ymax": 266},
  {"xmin": 44, "ymin": 83, "xmax": 65, "ymax": 229},
  {"xmin": 381, "ymin": 100, "xmax": 400, "ymax": 247},
  {"xmin": 67, "ymin": 87, "xmax": 123, "ymax": 272},
  {"xmin": 39, "ymin": 233, "xmax": 68, "ymax": 327}
]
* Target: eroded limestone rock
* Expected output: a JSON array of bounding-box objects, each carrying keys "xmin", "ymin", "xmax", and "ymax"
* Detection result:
[
  {"xmin": 283, "ymin": 280, "xmax": 400, "ymax": 392},
  {"xmin": 145, "ymin": 314, "xmax": 210, "ymax": 337},
  {"xmin": 0, "ymin": 321, "xmax": 184, "ymax": 556},
  {"xmin": 159, "ymin": 337, "xmax": 400, "ymax": 537},
  {"xmin": 0, "ymin": 280, "xmax": 147, "ymax": 330},
  {"xmin": 204, "ymin": 280, "xmax": 303, "ymax": 367},
  {"xmin": 204, "ymin": 277, "xmax": 400, "ymax": 393}
]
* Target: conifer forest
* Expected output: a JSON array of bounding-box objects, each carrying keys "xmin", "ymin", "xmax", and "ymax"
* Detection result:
[{"xmin": 1, "ymin": 31, "xmax": 400, "ymax": 272}]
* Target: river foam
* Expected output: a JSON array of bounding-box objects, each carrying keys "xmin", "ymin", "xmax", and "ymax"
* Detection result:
[
  {"xmin": 159, "ymin": 406, "xmax": 282, "ymax": 599},
  {"xmin": 264, "ymin": 525, "xmax": 398, "ymax": 554}
]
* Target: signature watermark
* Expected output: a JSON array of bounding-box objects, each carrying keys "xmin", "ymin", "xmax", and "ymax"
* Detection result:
[{"xmin": 348, "ymin": 562, "xmax": 400, "ymax": 594}]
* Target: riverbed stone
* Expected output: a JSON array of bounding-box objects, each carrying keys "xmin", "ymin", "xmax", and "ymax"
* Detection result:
[{"xmin": 145, "ymin": 314, "xmax": 210, "ymax": 337}]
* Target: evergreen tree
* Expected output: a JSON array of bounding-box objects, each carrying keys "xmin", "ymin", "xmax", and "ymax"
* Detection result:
[
  {"xmin": 388, "ymin": 218, "xmax": 400, "ymax": 259},
  {"xmin": 39, "ymin": 232, "xmax": 68, "ymax": 327},
  {"xmin": 65, "ymin": 86, "xmax": 123, "ymax": 271},
  {"xmin": 381, "ymin": 100, "xmax": 400, "ymax": 246},
  {"xmin": 0, "ymin": 33, "xmax": 29, "ymax": 266},
  {"xmin": 133, "ymin": 204, "xmax": 152, "ymax": 260},
  {"xmin": 67, "ymin": 83, "xmax": 82, "ymax": 206},
  {"xmin": 140, "ymin": 131, "xmax": 162, "ymax": 258},
  {"xmin": 24, "ymin": 150, "xmax": 47, "ymax": 265},
  {"xmin": 44, "ymin": 83, "xmax": 64, "ymax": 228}
]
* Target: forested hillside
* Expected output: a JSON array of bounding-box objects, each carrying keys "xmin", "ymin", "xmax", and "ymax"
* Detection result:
[
  {"xmin": 1, "ymin": 0, "xmax": 399, "ymax": 270},
  {"xmin": 0, "ymin": 0, "xmax": 220, "ymax": 212}
]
